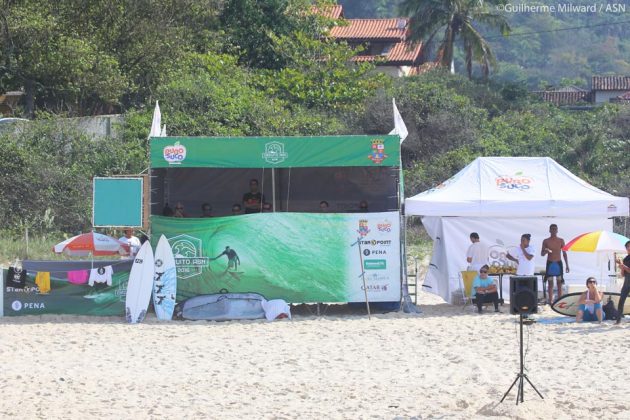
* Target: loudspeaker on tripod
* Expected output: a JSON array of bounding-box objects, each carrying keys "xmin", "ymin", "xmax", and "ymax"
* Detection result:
[{"xmin": 509, "ymin": 276, "xmax": 538, "ymax": 315}]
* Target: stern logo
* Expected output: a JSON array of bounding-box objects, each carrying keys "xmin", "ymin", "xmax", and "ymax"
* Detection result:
[
  {"xmin": 262, "ymin": 141, "xmax": 288, "ymax": 165},
  {"xmin": 163, "ymin": 141, "xmax": 187, "ymax": 164},
  {"xmin": 168, "ymin": 234, "xmax": 209, "ymax": 279}
]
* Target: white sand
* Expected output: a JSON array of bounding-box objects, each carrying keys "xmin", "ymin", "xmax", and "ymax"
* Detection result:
[{"xmin": 1, "ymin": 291, "xmax": 629, "ymax": 419}]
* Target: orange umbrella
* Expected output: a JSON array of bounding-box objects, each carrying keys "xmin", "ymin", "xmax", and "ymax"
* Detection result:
[{"xmin": 53, "ymin": 232, "xmax": 130, "ymax": 257}]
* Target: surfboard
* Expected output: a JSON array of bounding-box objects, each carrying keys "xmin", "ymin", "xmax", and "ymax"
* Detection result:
[
  {"xmin": 551, "ymin": 292, "xmax": 630, "ymax": 317},
  {"xmin": 153, "ymin": 235, "xmax": 177, "ymax": 321},
  {"xmin": 125, "ymin": 241, "xmax": 154, "ymax": 323}
]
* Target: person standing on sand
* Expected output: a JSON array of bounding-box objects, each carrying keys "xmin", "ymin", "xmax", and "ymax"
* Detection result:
[
  {"xmin": 541, "ymin": 224, "xmax": 569, "ymax": 303},
  {"xmin": 466, "ymin": 232, "xmax": 489, "ymax": 273},
  {"xmin": 615, "ymin": 240, "xmax": 630, "ymax": 325},
  {"xmin": 507, "ymin": 233, "xmax": 535, "ymax": 276}
]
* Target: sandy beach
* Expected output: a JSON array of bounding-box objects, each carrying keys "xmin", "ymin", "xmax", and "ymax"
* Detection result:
[{"xmin": 0, "ymin": 291, "xmax": 628, "ymax": 419}]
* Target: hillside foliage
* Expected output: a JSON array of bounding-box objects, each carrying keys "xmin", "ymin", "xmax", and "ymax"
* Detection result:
[{"xmin": 0, "ymin": 0, "xmax": 628, "ymax": 238}]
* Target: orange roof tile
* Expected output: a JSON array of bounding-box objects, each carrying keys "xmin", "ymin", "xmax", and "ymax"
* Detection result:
[
  {"xmin": 330, "ymin": 18, "xmax": 408, "ymax": 41},
  {"xmin": 387, "ymin": 41, "xmax": 422, "ymax": 63},
  {"xmin": 592, "ymin": 76, "xmax": 630, "ymax": 91},
  {"xmin": 533, "ymin": 90, "xmax": 591, "ymax": 105},
  {"xmin": 349, "ymin": 41, "xmax": 422, "ymax": 66},
  {"xmin": 312, "ymin": 4, "xmax": 343, "ymax": 19}
]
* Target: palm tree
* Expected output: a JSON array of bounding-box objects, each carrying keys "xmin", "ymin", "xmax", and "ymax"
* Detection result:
[{"xmin": 401, "ymin": 0, "xmax": 510, "ymax": 79}]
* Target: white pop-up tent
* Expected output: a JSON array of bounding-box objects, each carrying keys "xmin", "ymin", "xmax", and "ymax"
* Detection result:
[{"xmin": 405, "ymin": 157, "xmax": 629, "ymax": 303}]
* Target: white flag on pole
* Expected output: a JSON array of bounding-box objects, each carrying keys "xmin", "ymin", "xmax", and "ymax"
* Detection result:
[
  {"xmin": 388, "ymin": 98, "xmax": 408, "ymax": 143},
  {"xmin": 149, "ymin": 100, "xmax": 162, "ymax": 138}
]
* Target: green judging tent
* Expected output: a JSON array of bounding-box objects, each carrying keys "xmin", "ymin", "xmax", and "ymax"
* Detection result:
[{"xmin": 148, "ymin": 135, "xmax": 404, "ymax": 304}]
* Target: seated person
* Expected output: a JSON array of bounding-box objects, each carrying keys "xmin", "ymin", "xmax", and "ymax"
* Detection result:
[
  {"xmin": 242, "ymin": 179, "xmax": 265, "ymax": 214},
  {"xmin": 471, "ymin": 264, "xmax": 500, "ymax": 313},
  {"xmin": 173, "ymin": 202, "xmax": 187, "ymax": 218},
  {"xmin": 359, "ymin": 200, "xmax": 368, "ymax": 212},
  {"xmin": 231, "ymin": 203, "xmax": 242, "ymax": 215},
  {"xmin": 201, "ymin": 203, "xmax": 213, "ymax": 217},
  {"xmin": 576, "ymin": 277, "xmax": 604, "ymax": 323},
  {"xmin": 319, "ymin": 200, "xmax": 329, "ymax": 212}
]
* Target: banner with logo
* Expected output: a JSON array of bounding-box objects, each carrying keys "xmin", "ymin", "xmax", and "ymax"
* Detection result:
[
  {"xmin": 151, "ymin": 212, "xmax": 401, "ymax": 303},
  {"xmin": 150, "ymin": 136, "xmax": 400, "ymax": 168},
  {"xmin": 2, "ymin": 266, "xmax": 130, "ymax": 316}
]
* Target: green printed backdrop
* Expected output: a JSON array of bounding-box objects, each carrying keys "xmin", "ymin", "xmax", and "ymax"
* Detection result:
[
  {"xmin": 3, "ymin": 268, "xmax": 129, "ymax": 316},
  {"xmin": 151, "ymin": 135, "xmax": 400, "ymax": 168},
  {"xmin": 151, "ymin": 212, "xmax": 401, "ymax": 303}
]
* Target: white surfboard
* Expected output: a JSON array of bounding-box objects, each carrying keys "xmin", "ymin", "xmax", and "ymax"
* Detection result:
[
  {"xmin": 153, "ymin": 235, "xmax": 177, "ymax": 320},
  {"xmin": 125, "ymin": 241, "xmax": 154, "ymax": 323}
]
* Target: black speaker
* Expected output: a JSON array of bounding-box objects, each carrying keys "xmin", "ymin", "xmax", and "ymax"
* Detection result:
[{"xmin": 510, "ymin": 276, "xmax": 538, "ymax": 315}]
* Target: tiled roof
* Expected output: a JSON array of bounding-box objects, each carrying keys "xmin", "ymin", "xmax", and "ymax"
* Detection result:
[
  {"xmin": 533, "ymin": 90, "xmax": 591, "ymax": 105},
  {"xmin": 592, "ymin": 76, "xmax": 630, "ymax": 91},
  {"xmin": 330, "ymin": 18, "xmax": 408, "ymax": 41},
  {"xmin": 349, "ymin": 41, "xmax": 422, "ymax": 66},
  {"xmin": 312, "ymin": 4, "xmax": 343, "ymax": 19}
]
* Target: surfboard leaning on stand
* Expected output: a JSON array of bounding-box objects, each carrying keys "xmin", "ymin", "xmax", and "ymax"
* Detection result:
[
  {"xmin": 125, "ymin": 241, "xmax": 154, "ymax": 323},
  {"xmin": 153, "ymin": 235, "xmax": 177, "ymax": 321}
]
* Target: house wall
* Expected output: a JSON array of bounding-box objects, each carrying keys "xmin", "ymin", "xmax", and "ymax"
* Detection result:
[{"xmin": 594, "ymin": 90, "xmax": 627, "ymax": 103}]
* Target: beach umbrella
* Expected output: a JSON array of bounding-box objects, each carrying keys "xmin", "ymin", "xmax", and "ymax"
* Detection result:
[
  {"xmin": 53, "ymin": 232, "xmax": 130, "ymax": 257},
  {"xmin": 562, "ymin": 230, "xmax": 630, "ymax": 286},
  {"xmin": 562, "ymin": 231, "xmax": 629, "ymax": 253}
]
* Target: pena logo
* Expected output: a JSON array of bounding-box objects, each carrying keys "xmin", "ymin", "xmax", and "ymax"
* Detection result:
[
  {"xmin": 495, "ymin": 171, "xmax": 533, "ymax": 191},
  {"xmin": 11, "ymin": 300, "xmax": 22, "ymax": 311},
  {"xmin": 262, "ymin": 141, "xmax": 288, "ymax": 165},
  {"xmin": 358, "ymin": 219, "xmax": 370, "ymax": 237},
  {"xmin": 168, "ymin": 234, "xmax": 209, "ymax": 279},
  {"xmin": 163, "ymin": 141, "xmax": 187, "ymax": 165},
  {"xmin": 368, "ymin": 139, "xmax": 388, "ymax": 164}
]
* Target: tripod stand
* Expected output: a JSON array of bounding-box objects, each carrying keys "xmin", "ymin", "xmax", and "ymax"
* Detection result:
[{"xmin": 501, "ymin": 313, "xmax": 544, "ymax": 405}]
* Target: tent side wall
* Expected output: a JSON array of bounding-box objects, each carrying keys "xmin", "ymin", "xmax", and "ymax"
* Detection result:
[{"xmin": 422, "ymin": 216, "xmax": 614, "ymax": 304}]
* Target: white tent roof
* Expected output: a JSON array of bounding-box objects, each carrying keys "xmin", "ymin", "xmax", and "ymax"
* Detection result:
[{"xmin": 405, "ymin": 157, "xmax": 629, "ymax": 217}]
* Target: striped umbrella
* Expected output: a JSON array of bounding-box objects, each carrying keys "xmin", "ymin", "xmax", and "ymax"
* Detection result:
[
  {"xmin": 562, "ymin": 231, "xmax": 630, "ymax": 253},
  {"xmin": 53, "ymin": 232, "xmax": 130, "ymax": 257}
]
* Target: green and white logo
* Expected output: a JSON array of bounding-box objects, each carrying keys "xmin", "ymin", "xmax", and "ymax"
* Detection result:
[
  {"xmin": 168, "ymin": 234, "xmax": 209, "ymax": 279},
  {"xmin": 364, "ymin": 259, "xmax": 387, "ymax": 270},
  {"xmin": 262, "ymin": 141, "xmax": 288, "ymax": 165}
]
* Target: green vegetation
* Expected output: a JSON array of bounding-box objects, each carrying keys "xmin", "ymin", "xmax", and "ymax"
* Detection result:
[
  {"xmin": 401, "ymin": 0, "xmax": 511, "ymax": 78},
  {"xmin": 0, "ymin": 0, "xmax": 628, "ymax": 265}
]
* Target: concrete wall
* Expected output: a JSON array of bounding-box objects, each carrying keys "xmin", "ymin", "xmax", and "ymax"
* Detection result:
[{"xmin": 594, "ymin": 90, "xmax": 626, "ymax": 104}]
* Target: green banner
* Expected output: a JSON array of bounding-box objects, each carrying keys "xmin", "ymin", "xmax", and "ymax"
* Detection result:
[
  {"xmin": 3, "ymin": 268, "xmax": 129, "ymax": 316},
  {"xmin": 150, "ymin": 135, "xmax": 400, "ymax": 168},
  {"xmin": 151, "ymin": 212, "xmax": 401, "ymax": 303}
]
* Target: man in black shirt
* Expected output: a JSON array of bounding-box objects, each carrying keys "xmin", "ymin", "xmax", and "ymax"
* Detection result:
[
  {"xmin": 242, "ymin": 179, "xmax": 265, "ymax": 214},
  {"xmin": 615, "ymin": 240, "xmax": 630, "ymax": 325}
]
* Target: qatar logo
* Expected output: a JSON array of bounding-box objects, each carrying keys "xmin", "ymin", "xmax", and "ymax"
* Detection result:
[
  {"xmin": 168, "ymin": 234, "xmax": 209, "ymax": 279},
  {"xmin": 163, "ymin": 141, "xmax": 187, "ymax": 165},
  {"xmin": 495, "ymin": 171, "xmax": 533, "ymax": 192},
  {"xmin": 262, "ymin": 141, "xmax": 288, "ymax": 165}
]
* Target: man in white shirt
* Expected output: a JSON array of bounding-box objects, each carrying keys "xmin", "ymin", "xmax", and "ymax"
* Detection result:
[
  {"xmin": 466, "ymin": 232, "xmax": 489, "ymax": 273},
  {"xmin": 507, "ymin": 233, "xmax": 536, "ymax": 275},
  {"xmin": 119, "ymin": 228, "xmax": 141, "ymax": 258}
]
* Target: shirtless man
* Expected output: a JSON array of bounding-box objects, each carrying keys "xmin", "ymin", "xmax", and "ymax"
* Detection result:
[{"xmin": 541, "ymin": 224, "xmax": 569, "ymax": 303}]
